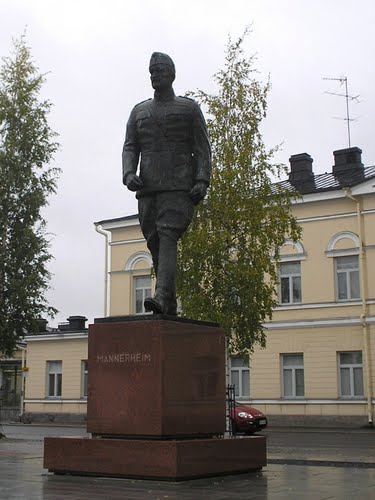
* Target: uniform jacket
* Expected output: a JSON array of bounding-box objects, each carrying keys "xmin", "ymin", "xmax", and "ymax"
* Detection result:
[{"xmin": 122, "ymin": 91, "xmax": 211, "ymax": 197}]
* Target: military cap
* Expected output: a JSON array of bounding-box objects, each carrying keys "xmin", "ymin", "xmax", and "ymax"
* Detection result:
[{"xmin": 149, "ymin": 52, "xmax": 175, "ymax": 70}]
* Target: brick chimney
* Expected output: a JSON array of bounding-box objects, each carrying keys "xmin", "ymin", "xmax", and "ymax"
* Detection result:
[
  {"xmin": 67, "ymin": 315, "xmax": 87, "ymax": 330},
  {"xmin": 58, "ymin": 315, "xmax": 88, "ymax": 331},
  {"xmin": 332, "ymin": 147, "xmax": 364, "ymax": 176},
  {"xmin": 288, "ymin": 153, "xmax": 315, "ymax": 193}
]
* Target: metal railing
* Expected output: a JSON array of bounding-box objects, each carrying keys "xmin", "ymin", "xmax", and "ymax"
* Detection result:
[{"xmin": 226, "ymin": 384, "xmax": 236, "ymax": 437}]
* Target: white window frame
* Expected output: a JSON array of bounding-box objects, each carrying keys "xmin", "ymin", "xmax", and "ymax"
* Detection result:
[
  {"xmin": 326, "ymin": 232, "xmax": 360, "ymax": 303},
  {"xmin": 281, "ymin": 354, "xmax": 304, "ymax": 399},
  {"xmin": 338, "ymin": 351, "xmax": 364, "ymax": 398},
  {"xmin": 47, "ymin": 361, "xmax": 62, "ymax": 398},
  {"xmin": 133, "ymin": 275, "xmax": 152, "ymax": 315},
  {"xmin": 81, "ymin": 360, "xmax": 88, "ymax": 398},
  {"xmin": 279, "ymin": 261, "xmax": 302, "ymax": 305},
  {"xmin": 229, "ymin": 356, "xmax": 250, "ymax": 399},
  {"xmin": 335, "ymin": 255, "xmax": 360, "ymax": 302}
]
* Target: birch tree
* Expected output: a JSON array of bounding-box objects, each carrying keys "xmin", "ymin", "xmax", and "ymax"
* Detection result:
[{"xmin": 177, "ymin": 31, "xmax": 301, "ymax": 356}]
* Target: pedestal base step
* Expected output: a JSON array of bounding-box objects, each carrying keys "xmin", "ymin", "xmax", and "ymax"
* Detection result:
[{"xmin": 44, "ymin": 435, "xmax": 266, "ymax": 481}]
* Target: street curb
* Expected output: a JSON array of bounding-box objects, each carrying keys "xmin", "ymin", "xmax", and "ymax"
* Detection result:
[
  {"xmin": 2, "ymin": 422, "xmax": 86, "ymax": 428},
  {"xmin": 263, "ymin": 427, "xmax": 375, "ymax": 434},
  {"xmin": 267, "ymin": 458, "xmax": 375, "ymax": 469}
]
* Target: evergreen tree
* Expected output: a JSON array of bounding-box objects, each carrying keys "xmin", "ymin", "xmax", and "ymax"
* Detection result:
[
  {"xmin": 177, "ymin": 31, "xmax": 301, "ymax": 357},
  {"xmin": 0, "ymin": 36, "xmax": 59, "ymax": 356}
]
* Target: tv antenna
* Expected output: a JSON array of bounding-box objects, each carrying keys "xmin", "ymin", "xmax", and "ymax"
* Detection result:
[{"xmin": 323, "ymin": 76, "xmax": 359, "ymax": 148}]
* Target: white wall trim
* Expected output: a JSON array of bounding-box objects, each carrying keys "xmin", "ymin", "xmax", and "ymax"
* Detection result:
[
  {"xmin": 24, "ymin": 399, "xmax": 87, "ymax": 404},
  {"xmin": 350, "ymin": 178, "xmax": 375, "ymax": 195},
  {"xmin": 279, "ymin": 240, "xmax": 306, "ymax": 262},
  {"xmin": 327, "ymin": 231, "xmax": 359, "ymax": 252},
  {"xmin": 110, "ymin": 238, "xmax": 146, "ymax": 246},
  {"xmin": 298, "ymin": 212, "xmax": 356, "ymax": 223},
  {"xmin": 297, "ymin": 209, "xmax": 375, "ymax": 224},
  {"xmin": 100, "ymin": 218, "xmax": 139, "ymax": 230},
  {"xmin": 294, "ymin": 190, "xmax": 345, "ymax": 204},
  {"xmin": 274, "ymin": 299, "xmax": 369, "ymax": 311},
  {"xmin": 281, "ymin": 239, "xmax": 305, "ymax": 254},
  {"xmin": 97, "ymin": 204, "xmax": 375, "ymax": 231},
  {"xmin": 99, "ymin": 197, "xmax": 375, "ymax": 231},
  {"xmin": 326, "ymin": 248, "xmax": 360, "ymax": 258},
  {"xmin": 25, "ymin": 333, "xmax": 88, "ymax": 342},
  {"xmin": 110, "ymin": 268, "xmax": 151, "ymax": 275},
  {"xmin": 247, "ymin": 399, "xmax": 372, "ymax": 405},
  {"xmin": 124, "ymin": 251, "xmax": 152, "ymax": 271},
  {"xmin": 292, "ymin": 180, "xmax": 375, "ymax": 205},
  {"xmin": 264, "ymin": 316, "xmax": 375, "ymax": 330},
  {"xmin": 278, "ymin": 254, "xmax": 306, "ymax": 262}
]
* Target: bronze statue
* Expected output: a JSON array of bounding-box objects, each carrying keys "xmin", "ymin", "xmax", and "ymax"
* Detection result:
[{"xmin": 122, "ymin": 52, "xmax": 211, "ymax": 315}]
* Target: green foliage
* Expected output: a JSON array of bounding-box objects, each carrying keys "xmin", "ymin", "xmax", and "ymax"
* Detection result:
[
  {"xmin": 177, "ymin": 30, "xmax": 301, "ymax": 357},
  {"xmin": 0, "ymin": 35, "xmax": 60, "ymax": 356}
]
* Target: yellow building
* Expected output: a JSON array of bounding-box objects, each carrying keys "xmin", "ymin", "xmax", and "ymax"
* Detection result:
[
  {"xmin": 23, "ymin": 316, "xmax": 88, "ymax": 423},
  {"xmin": 252, "ymin": 147, "xmax": 375, "ymax": 426},
  {"xmin": 22, "ymin": 146, "xmax": 375, "ymax": 426},
  {"xmin": 95, "ymin": 214, "xmax": 154, "ymax": 318}
]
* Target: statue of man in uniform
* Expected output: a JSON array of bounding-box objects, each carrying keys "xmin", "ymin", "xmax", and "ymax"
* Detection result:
[{"xmin": 122, "ymin": 52, "xmax": 211, "ymax": 316}]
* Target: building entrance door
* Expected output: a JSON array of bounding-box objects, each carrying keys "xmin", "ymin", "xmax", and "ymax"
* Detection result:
[{"xmin": 1, "ymin": 363, "xmax": 22, "ymax": 407}]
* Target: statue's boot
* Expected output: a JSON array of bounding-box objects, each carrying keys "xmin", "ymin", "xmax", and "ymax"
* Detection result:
[
  {"xmin": 144, "ymin": 296, "xmax": 164, "ymax": 314},
  {"xmin": 144, "ymin": 230, "xmax": 177, "ymax": 315}
]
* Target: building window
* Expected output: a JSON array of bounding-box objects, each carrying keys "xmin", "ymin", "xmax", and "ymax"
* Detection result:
[
  {"xmin": 281, "ymin": 354, "xmax": 304, "ymax": 398},
  {"xmin": 47, "ymin": 361, "xmax": 62, "ymax": 398},
  {"xmin": 229, "ymin": 357, "xmax": 250, "ymax": 399},
  {"xmin": 335, "ymin": 255, "xmax": 360, "ymax": 301},
  {"xmin": 134, "ymin": 276, "xmax": 151, "ymax": 314},
  {"xmin": 81, "ymin": 360, "xmax": 88, "ymax": 398},
  {"xmin": 338, "ymin": 351, "xmax": 364, "ymax": 397},
  {"xmin": 279, "ymin": 261, "xmax": 301, "ymax": 304}
]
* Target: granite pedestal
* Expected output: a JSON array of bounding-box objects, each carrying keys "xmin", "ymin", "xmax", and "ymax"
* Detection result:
[
  {"xmin": 44, "ymin": 316, "xmax": 266, "ymax": 480},
  {"xmin": 87, "ymin": 316, "xmax": 226, "ymax": 437}
]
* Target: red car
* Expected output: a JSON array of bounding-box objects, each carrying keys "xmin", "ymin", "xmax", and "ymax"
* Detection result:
[{"xmin": 230, "ymin": 402, "xmax": 268, "ymax": 435}]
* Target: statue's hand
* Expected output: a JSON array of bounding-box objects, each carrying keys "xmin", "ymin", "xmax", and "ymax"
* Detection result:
[
  {"xmin": 189, "ymin": 181, "xmax": 208, "ymax": 205},
  {"xmin": 126, "ymin": 173, "xmax": 143, "ymax": 192}
]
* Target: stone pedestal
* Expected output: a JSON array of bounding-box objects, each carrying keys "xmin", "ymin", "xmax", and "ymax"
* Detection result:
[
  {"xmin": 44, "ymin": 316, "xmax": 266, "ymax": 480},
  {"xmin": 87, "ymin": 316, "xmax": 226, "ymax": 437}
]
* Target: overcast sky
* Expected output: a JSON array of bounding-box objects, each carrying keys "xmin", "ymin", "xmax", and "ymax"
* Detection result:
[{"xmin": 1, "ymin": 0, "xmax": 374, "ymax": 327}]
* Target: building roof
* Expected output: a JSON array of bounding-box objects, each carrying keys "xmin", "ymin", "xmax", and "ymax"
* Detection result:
[
  {"xmin": 277, "ymin": 165, "xmax": 375, "ymax": 195},
  {"xmin": 96, "ymin": 165, "xmax": 375, "ymax": 226},
  {"xmin": 95, "ymin": 149, "xmax": 375, "ymax": 225},
  {"xmin": 24, "ymin": 315, "xmax": 88, "ymax": 339},
  {"xmin": 94, "ymin": 213, "xmax": 138, "ymax": 226}
]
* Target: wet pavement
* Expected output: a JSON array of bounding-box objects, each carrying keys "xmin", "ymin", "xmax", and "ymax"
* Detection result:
[{"xmin": 1, "ymin": 425, "xmax": 375, "ymax": 499}]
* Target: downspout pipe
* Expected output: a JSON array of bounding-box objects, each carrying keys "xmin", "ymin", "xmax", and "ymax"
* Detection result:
[
  {"xmin": 95, "ymin": 224, "xmax": 111, "ymax": 317},
  {"xmin": 344, "ymin": 188, "xmax": 373, "ymax": 426},
  {"xmin": 19, "ymin": 345, "xmax": 26, "ymax": 419}
]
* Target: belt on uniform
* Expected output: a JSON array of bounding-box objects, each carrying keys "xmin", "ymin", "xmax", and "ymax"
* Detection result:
[{"xmin": 141, "ymin": 148, "xmax": 192, "ymax": 155}]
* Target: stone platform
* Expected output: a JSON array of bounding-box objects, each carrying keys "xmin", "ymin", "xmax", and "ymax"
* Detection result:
[
  {"xmin": 44, "ymin": 435, "xmax": 266, "ymax": 480},
  {"xmin": 44, "ymin": 316, "xmax": 267, "ymax": 480}
]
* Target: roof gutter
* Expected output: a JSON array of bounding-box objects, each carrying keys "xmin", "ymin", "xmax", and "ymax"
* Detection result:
[
  {"xmin": 343, "ymin": 188, "xmax": 373, "ymax": 426},
  {"xmin": 95, "ymin": 224, "xmax": 111, "ymax": 317}
]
